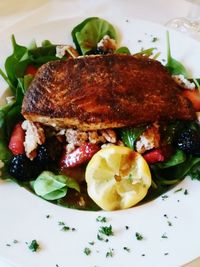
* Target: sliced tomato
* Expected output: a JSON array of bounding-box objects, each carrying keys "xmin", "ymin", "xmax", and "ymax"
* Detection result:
[
  {"xmin": 143, "ymin": 148, "xmax": 165, "ymax": 164},
  {"xmin": 8, "ymin": 122, "xmax": 25, "ymax": 155},
  {"xmin": 60, "ymin": 143, "xmax": 100, "ymax": 168},
  {"xmin": 182, "ymin": 89, "xmax": 200, "ymax": 111},
  {"xmin": 25, "ymin": 65, "xmax": 38, "ymax": 76}
]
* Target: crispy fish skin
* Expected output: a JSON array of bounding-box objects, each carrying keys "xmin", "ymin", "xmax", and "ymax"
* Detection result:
[{"xmin": 22, "ymin": 54, "xmax": 195, "ymax": 130}]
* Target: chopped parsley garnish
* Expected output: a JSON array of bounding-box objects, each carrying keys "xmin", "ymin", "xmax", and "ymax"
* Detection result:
[
  {"xmin": 58, "ymin": 221, "xmax": 65, "ymax": 226},
  {"xmin": 99, "ymin": 225, "xmax": 113, "ymax": 236},
  {"xmin": 97, "ymin": 234, "xmax": 104, "ymax": 241},
  {"xmin": 135, "ymin": 232, "xmax": 144, "ymax": 240},
  {"xmin": 96, "ymin": 216, "xmax": 107, "ymax": 223},
  {"xmin": 162, "ymin": 195, "xmax": 169, "ymax": 200},
  {"xmin": 161, "ymin": 233, "xmax": 168, "ymax": 239},
  {"xmin": 152, "ymin": 37, "xmax": 159, "ymax": 42},
  {"xmin": 167, "ymin": 221, "xmax": 173, "ymax": 226},
  {"xmin": 123, "ymin": 247, "xmax": 130, "ymax": 252},
  {"xmin": 58, "ymin": 221, "xmax": 75, "ymax": 232},
  {"xmin": 184, "ymin": 189, "xmax": 188, "ymax": 195},
  {"xmin": 88, "ymin": 241, "xmax": 95, "ymax": 246},
  {"xmin": 28, "ymin": 240, "xmax": 40, "ymax": 252},
  {"xmin": 61, "ymin": 225, "xmax": 70, "ymax": 232},
  {"xmin": 174, "ymin": 188, "xmax": 182, "ymax": 193},
  {"xmin": 106, "ymin": 248, "xmax": 114, "ymax": 258},
  {"xmin": 84, "ymin": 247, "xmax": 91, "ymax": 256}
]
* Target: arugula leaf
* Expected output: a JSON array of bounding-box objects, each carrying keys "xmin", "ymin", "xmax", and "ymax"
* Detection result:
[
  {"xmin": 33, "ymin": 171, "xmax": 80, "ymax": 200},
  {"xmin": 134, "ymin": 48, "xmax": 156, "ymax": 57},
  {"xmin": 71, "ymin": 17, "xmax": 117, "ymax": 55},
  {"xmin": 119, "ymin": 125, "xmax": 146, "ymax": 149},
  {"xmin": 165, "ymin": 31, "xmax": 188, "ymax": 77}
]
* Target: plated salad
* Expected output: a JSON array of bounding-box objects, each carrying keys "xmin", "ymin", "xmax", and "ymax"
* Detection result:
[{"xmin": 0, "ymin": 17, "xmax": 200, "ymax": 211}]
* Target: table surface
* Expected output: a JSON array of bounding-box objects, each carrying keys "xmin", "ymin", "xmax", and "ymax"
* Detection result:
[{"xmin": 0, "ymin": 1, "xmax": 199, "ymax": 266}]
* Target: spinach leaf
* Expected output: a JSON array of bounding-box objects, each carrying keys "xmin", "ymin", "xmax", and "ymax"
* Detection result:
[
  {"xmin": 0, "ymin": 139, "xmax": 12, "ymax": 162},
  {"xmin": 156, "ymin": 150, "xmax": 186, "ymax": 169},
  {"xmin": 152, "ymin": 155, "xmax": 200, "ymax": 185},
  {"xmin": 0, "ymin": 100, "xmax": 23, "ymax": 138},
  {"xmin": 189, "ymin": 162, "xmax": 200, "ymax": 180},
  {"xmin": 165, "ymin": 31, "xmax": 188, "ymax": 77},
  {"xmin": 4, "ymin": 35, "xmax": 28, "ymax": 91},
  {"xmin": 33, "ymin": 171, "xmax": 80, "ymax": 200},
  {"xmin": 115, "ymin": 47, "xmax": 131, "ymax": 55},
  {"xmin": 71, "ymin": 17, "xmax": 117, "ymax": 55},
  {"xmin": 119, "ymin": 125, "xmax": 146, "ymax": 149}
]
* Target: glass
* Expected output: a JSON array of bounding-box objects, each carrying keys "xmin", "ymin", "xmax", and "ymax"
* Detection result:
[{"xmin": 166, "ymin": 0, "xmax": 200, "ymax": 38}]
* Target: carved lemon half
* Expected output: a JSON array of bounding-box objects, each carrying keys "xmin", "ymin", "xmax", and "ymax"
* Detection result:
[{"xmin": 85, "ymin": 145, "xmax": 151, "ymax": 211}]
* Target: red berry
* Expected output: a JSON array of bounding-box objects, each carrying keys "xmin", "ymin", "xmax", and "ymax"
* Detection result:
[
  {"xmin": 8, "ymin": 122, "xmax": 25, "ymax": 155},
  {"xmin": 25, "ymin": 65, "xmax": 38, "ymax": 76},
  {"xmin": 143, "ymin": 148, "xmax": 165, "ymax": 164},
  {"xmin": 60, "ymin": 143, "xmax": 100, "ymax": 168}
]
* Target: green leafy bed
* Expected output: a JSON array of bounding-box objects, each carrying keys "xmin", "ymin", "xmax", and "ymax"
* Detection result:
[{"xmin": 0, "ymin": 17, "xmax": 199, "ymax": 210}]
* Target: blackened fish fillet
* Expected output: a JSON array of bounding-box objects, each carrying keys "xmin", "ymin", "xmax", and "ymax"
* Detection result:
[{"xmin": 22, "ymin": 54, "xmax": 195, "ymax": 130}]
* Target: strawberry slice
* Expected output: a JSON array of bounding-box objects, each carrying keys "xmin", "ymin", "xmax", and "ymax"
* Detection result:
[
  {"xmin": 8, "ymin": 122, "xmax": 25, "ymax": 155},
  {"xmin": 60, "ymin": 143, "xmax": 100, "ymax": 168},
  {"xmin": 182, "ymin": 89, "xmax": 200, "ymax": 111},
  {"xmin": 143, "ymin": 148, "xmax": 165, "ymax": 164},
  {"xmin": 25, "ymin": 65, "xmax": 38, "ymax": 76}
]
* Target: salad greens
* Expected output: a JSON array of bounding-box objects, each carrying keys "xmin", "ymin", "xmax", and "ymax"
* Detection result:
[
  {"xmin": 0, "ymin": 16, "xmax": 199, "ymax": 210},
  {"xmin": 119, "ymin": 125, "xmax": 146, "ymax": 150},
  {"xmin": 33, "ymin": 171, "xmax": 80, "ymax": 200},
  {"xmin": 165, "ymin": 31, "xmax": 188, "ymax": 77},
  {"xmin": 72, "ymin": 17, "xmax": 117, "ymax": 55}
]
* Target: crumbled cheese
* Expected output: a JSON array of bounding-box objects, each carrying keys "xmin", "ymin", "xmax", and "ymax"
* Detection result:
[
  {"xmin": 97, "ymin": 35, "xmax": 117, "ymax": 51},
  {"xmin": 0, "ymin": 160, "xmax": 4, "ymax": 177},
  {"xmin": 56, "ymin": 45, "xmax": 79, "ymax": 58},
  {"xmin": 65, "ymin": 129, "xmax": 88, "ymax": 147},
  {"xmin": 172, "ymin": 74, "xmax": 195, "ymax": 90},
  {"xmin": 22, "ymin": 120, "xmax": 45, "ymax": 159},
  {"xmin": 64, "ymin": 128, "xmax": 118, "ymax": 152},
  {"xmin": 136, "ymin": 123, "xmax": 160, "ymax": 154}
]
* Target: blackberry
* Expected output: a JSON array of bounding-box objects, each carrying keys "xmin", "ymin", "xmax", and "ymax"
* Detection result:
[
  {"xmin": 175, "ymin": 128, "xmax": 200, "ymax": 156},
  {"xmin": 35, "ymin": 138, "xmax": 63, "ymax": 168},
  {"xmin": 9, "ymin": 154, "xmax": 40, "ymax": 181},
  {"xmin": 36, "ymin": 145, "xmax": 51, "ymax": 164}
]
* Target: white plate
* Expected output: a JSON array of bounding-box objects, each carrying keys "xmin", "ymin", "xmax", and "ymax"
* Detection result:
[{"xmin": 0, "ymin": 17, "xmax": 200, "ymax": 267}]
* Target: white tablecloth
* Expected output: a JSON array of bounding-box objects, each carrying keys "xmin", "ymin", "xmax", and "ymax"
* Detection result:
[{"xmin": 0, "ymin": 1, "xmax": 199, "ymax": 266}]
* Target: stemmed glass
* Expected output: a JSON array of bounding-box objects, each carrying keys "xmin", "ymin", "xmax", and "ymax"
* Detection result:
[{"xmin": 166, "ymin": 0, "xmax": 200, "ymax": 39}]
